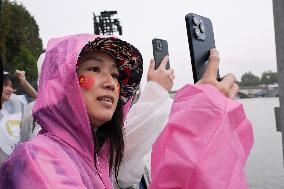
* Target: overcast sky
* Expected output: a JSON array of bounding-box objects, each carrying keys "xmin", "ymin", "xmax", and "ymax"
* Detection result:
[{"xmin": 16, "ymin": 0, "xmax": 277, "ymax": 90}]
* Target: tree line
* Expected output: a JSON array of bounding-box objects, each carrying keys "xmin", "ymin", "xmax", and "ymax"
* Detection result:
[
  {"xmin": 0, "ymin": 0, "xmax": 43, "ymax": 85},
  {"xmin": 238, "ymin": 71, "xmax": 278, "ymax": 87}
]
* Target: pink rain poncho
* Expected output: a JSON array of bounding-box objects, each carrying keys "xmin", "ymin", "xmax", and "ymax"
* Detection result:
[
  {"xmin": 0, "ymin": 34, "xmax": 114, "ymax": 188},
  {"xmin": 150, "ymin": 84, "xmax": 253, "ymax": 189}
]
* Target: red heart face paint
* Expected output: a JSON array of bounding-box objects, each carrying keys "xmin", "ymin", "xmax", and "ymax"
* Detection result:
[{"xmin": 78, "ymin": 74, "xmax": 95, "ymax": 90}]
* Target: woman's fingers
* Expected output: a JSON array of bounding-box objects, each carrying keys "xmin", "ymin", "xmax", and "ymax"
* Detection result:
[
  {"xmin": 196, "ymin": 48, "xmax": 239, "ymax": 99},
  {"xmin": 219, "ymin": 73, "xmax": 238, "ymax": 98},
  {"xmin": 229, "ymin": 83, "xmax": 239, "ymax": 99},
  {"xmin": 203, "ymin": 49, "xmax": 220, "ymax": 79},
  {"xmin": 220, "ymin": 73, "xmax": 236, "ymax": 90},
  {"xmin": 158, "ymin": 56, "xmax": 169, "ymax": 70},
  {"xmin": 147, "ymin": 57, "xmax": 174, "ymax": 91}
]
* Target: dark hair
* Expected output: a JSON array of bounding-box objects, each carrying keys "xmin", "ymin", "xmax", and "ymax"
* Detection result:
[
  {"xmin": 93, "ymin": 98, "xmax": 125, "ymax": 185},
  {"xmin": 3, "ymin": 74, "xmax": 13, "ymax": 86}
]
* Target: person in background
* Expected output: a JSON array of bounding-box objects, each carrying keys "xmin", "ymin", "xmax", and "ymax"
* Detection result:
[
  {"xmin": 19, "ymin": 53, "xmax": 45, "ymax": 142},
  {"xmin": 0, "ymin": 69, "xmax": 37, "ymax": 166}
]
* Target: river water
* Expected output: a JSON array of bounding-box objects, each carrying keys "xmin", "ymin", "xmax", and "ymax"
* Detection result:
[{"xmin": 241, "ymin": 97, "xmax": 284, "ymax": 189}]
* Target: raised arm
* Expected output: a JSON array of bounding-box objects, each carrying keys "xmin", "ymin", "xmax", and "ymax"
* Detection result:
[{"xmin": 15, "ymin": 70, "xmax": 38, "ymax": 99}]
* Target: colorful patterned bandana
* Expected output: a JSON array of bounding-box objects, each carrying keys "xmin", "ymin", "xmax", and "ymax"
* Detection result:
[{"xmin": 79, "ymin": 37, "xmax": 143, "ymax": 104}]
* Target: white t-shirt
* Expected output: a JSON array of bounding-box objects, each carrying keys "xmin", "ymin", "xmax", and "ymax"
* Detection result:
[{"xmin": 0, "ymin": 94, "xmax": 27, "ymax": 155}]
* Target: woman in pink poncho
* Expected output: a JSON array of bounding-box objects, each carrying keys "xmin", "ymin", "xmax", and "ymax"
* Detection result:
[{"xmin": 0, "ymin": 34, "xmax": 145, "ymax": 188}]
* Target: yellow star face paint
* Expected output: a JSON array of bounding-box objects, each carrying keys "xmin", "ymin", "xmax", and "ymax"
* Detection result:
[{"xmin": 78, "ymin": 74, "xmax": 95, "ymax": 90}]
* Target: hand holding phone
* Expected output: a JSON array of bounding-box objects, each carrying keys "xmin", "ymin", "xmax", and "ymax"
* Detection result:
[
  {"xmin": 197, "ymin": 49, "xmax": 239, "ymax": 99},
  {"xmin": 152, "ymin": 38, "xmax": 170, "ymax": 70},
  {"xmin": 149, "ymin": 38, "xmax": 174, "ymax": 91},
  {"xmin": 185, "ymin": 13, "xmax": 220, "ymax": 83}
]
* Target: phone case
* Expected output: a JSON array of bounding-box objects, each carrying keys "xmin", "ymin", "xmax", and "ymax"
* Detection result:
[
  {"xmin": 185, "ymin": 13, "xmax": 220, "ymax": 83},
  {"xmin": 152, "ymin": 38, "xmax": 170, "ymax": 70}
]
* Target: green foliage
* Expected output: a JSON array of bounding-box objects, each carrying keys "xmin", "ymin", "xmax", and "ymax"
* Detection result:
[
  {"xmin": 12, "ymin": 47, "xmax": 37, "ymax": 81},
  {"xmin": 240, "ymin": 71, "xmax": 261, "ymax": 86},
  {"xmin": 0, "ymin": 0, "xmax": 42, "ymax": 81},
  {"xmin": 261, "ymin": 71, "xmax": 278, "ymax": 85},
  {"xmin": 239, "ymin": 71, "xmax": 278, "ymax": 86}
]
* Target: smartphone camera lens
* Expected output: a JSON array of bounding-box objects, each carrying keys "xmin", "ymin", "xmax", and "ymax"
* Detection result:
[
  {"xmin": 194, "ymin": 27, "xmax": 206, "ymax": 41},
  {"xmin": 199, "ymin": 22, "xmax": 206, "ymax": 33},
  {"xmin": 199, "ymin": 33, "xmax": 206, "ymax": 40},
  {"xmin": 156, "ymin": 40, "xmax": 163, "ymax": 51},
  {"xmin": 194, "ymin": 27, "xmax": 201, "ymax": 36},
  {"xmin": 193, "ymin": 16, "xmax": 201, "ymax": 26}
]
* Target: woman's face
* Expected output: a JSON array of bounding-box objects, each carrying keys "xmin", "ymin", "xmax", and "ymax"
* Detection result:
[
  {"xmin": 1, "ymin": 80, "xmax": 13, "ymax": 103},
  {"xmin": 77, "ymin": 51, "xmax": 120, "ymax": 128}
]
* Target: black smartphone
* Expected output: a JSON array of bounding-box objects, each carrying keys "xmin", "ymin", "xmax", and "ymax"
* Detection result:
[
  {"xmin": 185, "ymin": 13, "xmax": 220, "ymax": 83},
  {"xmin": 152, "ymin": 38, "xmax": 170, "ymax": 70}
]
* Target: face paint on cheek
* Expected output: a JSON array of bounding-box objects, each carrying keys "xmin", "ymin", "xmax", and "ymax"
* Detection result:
[
  {"xmin": 117, "ymin": 83, "xmax": 120, "ymax": 93},
  {"xmin": 78, "ymin": 75, "xmax": 95, "ymax": 90}
]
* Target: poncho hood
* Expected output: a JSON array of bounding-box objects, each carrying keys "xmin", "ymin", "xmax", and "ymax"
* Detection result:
[{"xmin": 33, "ymin": 34, "xmax": 113, "ymax": 163}]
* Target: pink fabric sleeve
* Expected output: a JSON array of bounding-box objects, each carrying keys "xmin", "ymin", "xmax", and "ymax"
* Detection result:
[{"xmin": 149, "ymin": 84, "xmax": 253, "ymax": 189}]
